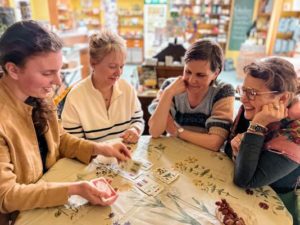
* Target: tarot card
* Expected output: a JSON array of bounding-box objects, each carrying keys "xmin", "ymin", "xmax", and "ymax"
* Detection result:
[
  {"xmin": 119, "ymin": 169, "xmax": 144, "ymax": 180},
  {"xmin": 119, "ymin": 159, "xmax": 142, "ymax": 174},
  {"xmin": 135, "ymin": 175, "xmax": 164, "ymax": 196},
  {"xmin": 117, "ymin": 159, "xmax": 143, "ymax": 180},
  {"xmin": 92, "ymin": 178, "xmax": 117, "ymax": 202},
  {"xmin": 154, "ymin": 167, "xmax": 179, "ymax": 184},
  {"xmin": 135, "ymin": 157, "xmax": 153, "ymax": 171}
]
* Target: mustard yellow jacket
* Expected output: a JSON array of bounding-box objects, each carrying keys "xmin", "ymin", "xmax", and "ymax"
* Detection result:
[{"xmin": 0, "ymin": 79, "xmax": 95, "ymax": 213}]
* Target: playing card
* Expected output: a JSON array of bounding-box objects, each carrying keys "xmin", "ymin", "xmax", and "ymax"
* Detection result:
[
  {"xmin": 119, "ymin": 159, "xmax": 142, "ymax": 174},
  {"xmin": 135, "ymin": 157, "xmax": 153, "ymax": 171},
  {"xmin": 119, "ymin": 168, "xmax": 144, "ymax": 180},
  {"xmin": 154, "ymin": 167, "xmax": 179, "ymax": 184},
  {"xmin": 117, "ymin": 159, "xmax": 144, "ymax": 180},
  {"xmin": 92, "ymin": 178, "xmax": 117, "ymax": 202},
  {"xmin": 135, "ymin": 175, "xmax": 164, "ymax": 196}
]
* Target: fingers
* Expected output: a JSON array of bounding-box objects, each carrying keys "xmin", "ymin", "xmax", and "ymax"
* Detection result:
[
  {"xmin": 116, "ymin": 142, "xmax": 131, "ymax": 160},
  {"xmin": 121, "ymin": 129, "xmax": 139, "ymax": 144}
]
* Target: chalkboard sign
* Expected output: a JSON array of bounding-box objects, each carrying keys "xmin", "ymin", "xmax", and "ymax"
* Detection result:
[{"xmin": 228, "ymin": 0, "xmax": 255, "ymax": 51}]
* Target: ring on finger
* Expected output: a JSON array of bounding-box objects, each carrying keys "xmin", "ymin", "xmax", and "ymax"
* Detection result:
[{"xmin": 273, "ymin": 105, "xmax": 279, "ymax": 110}]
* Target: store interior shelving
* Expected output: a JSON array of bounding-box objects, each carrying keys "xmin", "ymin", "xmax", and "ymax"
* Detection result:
[
  {"xmin": 117, "ymin": 0, "xmax": 144, "ymax": 64},
  {"xmin": 252, "ymin": 0, "xmax": 300, "ymax": 56},
  {"xmin": 72, "ymin": 0, "xmax": 102, "ymax": 31},
  {"xmin": 168, "ymin": 0, "xmax": 232, "ymax": 51},
  {"xmin": 48, "ymin": 0, "xmax": 74, "ymax": 31}
]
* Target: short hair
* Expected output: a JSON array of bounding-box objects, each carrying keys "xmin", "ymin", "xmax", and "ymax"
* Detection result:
[
  {"xmin": 243, "ymin": 57, "xmax": 299, "ymax": 94},
  {"xmin": 89, "ymin": 30, "xmax": 126, "ymax": 64},
  {"xmin": 184, "ymin": 39, "xmax": 224, "ymax": 74},
  {"xmin": 0, "ymin": 20, "xmax": 62, "ymax": 73}
]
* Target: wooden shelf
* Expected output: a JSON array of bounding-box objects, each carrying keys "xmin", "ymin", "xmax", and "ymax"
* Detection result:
[
  {"xmin": 119, "ymin": 24, "xmax": 144, "ymax": 28},
  {"xmin": 257, "ymin": 12, "xmax": 271, "ymax": 17},
  {"xmin": 277, "ymin": 32, "xmax": 293, "ymax": 39},
  {"xmin": 281, "ymin": 11, "xmax": 300, "ymax": 17},
  {"xmin": 118, "ymin": 14, "xmax": 143, "ymax": 17}
]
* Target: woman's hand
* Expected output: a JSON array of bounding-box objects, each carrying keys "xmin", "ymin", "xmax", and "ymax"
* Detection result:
[
  {"xmin": 120, "ymin": 127, "xmax": 140, "ymax": 144},
  {"xmin": 252, "ymin": 101, "xmax": 287, "ymax": 126},
  {"xmin": 230, "ymin": 133, "xmax": 244, "ymax": 157},
  {"xmin": 164, "ymin": 76, "xmax": 187, "ymax": 97},
  {"xmin": 93, "ymin": 142, "xmax": 131, "ymax": 161},
  {"xmin": 68, "ymin": 179, "xmax": 118, "ymax": 206}
]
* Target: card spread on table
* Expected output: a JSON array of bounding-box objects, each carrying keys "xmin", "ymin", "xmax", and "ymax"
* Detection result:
[
  {"xmin": 154, "ymin": 167, "xmax": 179, "ymax": 184},
  {"xmin": 134, "ymin": 175, "xmax": 164, "ymax": 196},
  {"xmin": 135, "ymin": 157, "xmax": 153, "ymax": 171},
  {"xmin": 119, "ymin": 159, "xmax": 142, "ymax": 174},
  {"xmin": 92, "ymin": 178, "xmax": 117, "ymax": 202},
  {"xmin": 117, "ymin": 159, "xmax": 144, "ymax": 180}
]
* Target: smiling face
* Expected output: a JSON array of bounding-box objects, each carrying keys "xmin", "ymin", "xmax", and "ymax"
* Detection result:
[
  {"xmin": 92, "ymin": 51, "xmax": 126, "ymax": 88},
  {"xmin": 241, "ymin": 75, "xmax": 283, "ymax": 120},
  {"xmin": 12, "ymin": 51, "xmax": 63, "ymax": 101},
  {"xmin": 183, "ymin": 60, "xmax": 218, "ymax": 95}
]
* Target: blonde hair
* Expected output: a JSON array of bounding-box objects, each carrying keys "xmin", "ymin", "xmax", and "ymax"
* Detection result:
[{"xmin": 89, "ymin": 30, "xmax": 126, "ymax": 64}]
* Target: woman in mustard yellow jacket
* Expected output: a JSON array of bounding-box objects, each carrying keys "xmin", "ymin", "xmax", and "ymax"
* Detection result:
[{"xmin": 0, "ymin": 20, "xmax": 131, "ymax": 224}]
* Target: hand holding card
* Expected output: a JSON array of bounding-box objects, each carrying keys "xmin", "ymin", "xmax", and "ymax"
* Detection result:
[{"xmin": 92, "ymin": 178, "xmax": 118, "ymax": 205}]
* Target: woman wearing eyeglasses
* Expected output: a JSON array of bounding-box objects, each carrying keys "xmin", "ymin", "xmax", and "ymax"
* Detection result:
[
  {"xmin": 148, "ymin": 39, "xmax": 235, "ymax": 151},
  {"xmin": 225, "ymin": 57, "xmax": 300, "ymax": 224}
]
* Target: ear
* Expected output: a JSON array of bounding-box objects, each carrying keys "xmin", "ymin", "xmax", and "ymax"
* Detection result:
[
  {"xmin": 213, "ymin": 70, "xmax": 220, "ymax": 80},
  {"xmin": 278, "ymin": 92, "xmax": 290, "ymax": 106},
  {"xmin": 4, "ymin": 62, "xmax": 20, "ymax": 80},
  {"xmin": 89, "ymin": 58, "xmax": 97, "ymax": 69}
]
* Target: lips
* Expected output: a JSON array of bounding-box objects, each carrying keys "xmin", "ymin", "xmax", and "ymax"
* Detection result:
[{"xmin": 43, "ymin": 87, "xmax": 52, "ymax": 93}]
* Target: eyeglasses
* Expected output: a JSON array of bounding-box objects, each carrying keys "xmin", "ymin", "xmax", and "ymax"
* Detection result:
[{"xmin": 236, "ymin": 85, "xmax": 278, "ymax": 100}]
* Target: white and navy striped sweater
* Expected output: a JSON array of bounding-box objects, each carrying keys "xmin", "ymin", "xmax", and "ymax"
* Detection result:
[{"xmin": 61, "ymin": 76, "xmax": 144, "ymax": 142}]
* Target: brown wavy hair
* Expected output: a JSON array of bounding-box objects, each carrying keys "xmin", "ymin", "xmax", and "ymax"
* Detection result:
[
  {"xmin": 243, "ymin": 57, "xmax": 299, "ymax": 94},
  {"xmin": 0, "ymin": 20, "xmax": 63, "ymax": 134}
]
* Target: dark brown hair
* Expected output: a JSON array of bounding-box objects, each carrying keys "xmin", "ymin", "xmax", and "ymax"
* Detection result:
[
  {"xmin": 243, "ymin": 57, "xmax": 299, "ymax": 94},
  {"xmin": 0, "ymin": 20, "xmax": 63, "ymax": 134},
  {"xmin": 184, "ymin": 39, "xmax": 224, "ymax": 74}
]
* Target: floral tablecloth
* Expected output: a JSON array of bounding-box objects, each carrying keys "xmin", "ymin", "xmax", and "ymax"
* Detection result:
[{"xmin": 15, "ymin": 136, "xmax": 292, "ymax": 225}]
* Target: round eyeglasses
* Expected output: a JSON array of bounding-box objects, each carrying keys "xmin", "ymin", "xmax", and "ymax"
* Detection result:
[{"xmin": 236, "ymin": 85, "xmax": 278, "ymax": 101}]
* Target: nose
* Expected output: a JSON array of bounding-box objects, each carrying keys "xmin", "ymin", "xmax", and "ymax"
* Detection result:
[
  {"xmin": 53, "ymin": 71, "xmax": 62, "ymax": 86},
  {"xmin": 239, "ymin": 93, "xmax": 249, "ymax": 103},
  {"xmin": 188, "ymin": 74, "xmax": 197, "ymax": 84},
  {"xmin": 115, "ymin": 67, "xmax": 122, "ymax": 76}
]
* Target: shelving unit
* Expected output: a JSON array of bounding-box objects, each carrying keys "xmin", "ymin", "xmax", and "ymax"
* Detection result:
[
  {"xmin": 47, "ymin": 0, "xmax": 74, "ymax": 31},
  {"xmin": 117, "ymin": 0, "xmax": 144, "ymax": 64},
  {"xmin": 250, "ymin": 0, "xmax": 300, "ymax": 56},
  {"xmin": 272, "ymin": 9, "xmax": 300, "ymax": 56},
  {"xmin": 168, "ymin": 0, "xmax": 232, "ymax": 52},
  {"xmin": 72, "ymin": 0, "xmax": 102, "ymax": 31}
]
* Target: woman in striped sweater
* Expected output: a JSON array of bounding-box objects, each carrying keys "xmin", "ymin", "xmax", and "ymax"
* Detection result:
[
  {"xmin": 61, "ymin": 30, "xmax": 144, "ymax": 143},
  {"xmin": 148, "ymin": 39, "xmax": 235, "ymax": 151}
]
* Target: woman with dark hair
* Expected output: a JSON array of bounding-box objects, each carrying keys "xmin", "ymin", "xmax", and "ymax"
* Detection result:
[
  {"xmin": 225, "ymin": 57, "xmax": 300, "ymax": 224},
  {"xmin": 0, "ymin": 20, "xmax": 130, "ymax": 224},
  {"xmin": 148, "ymin": 39, "xmax": 235, "ymax": 151}
]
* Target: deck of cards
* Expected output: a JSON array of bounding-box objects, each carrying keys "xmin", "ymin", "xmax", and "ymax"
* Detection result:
[
  {"xmin": 135, "ymin": 175, "xmax": 164, "ymax": 196},
  {"xmin": 92, "ymin": 178, "xmax": 118, "ymax": 203},
  {"xmin": 154, "ymin": 167, "xmax": 180, "ymax": 184}
]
